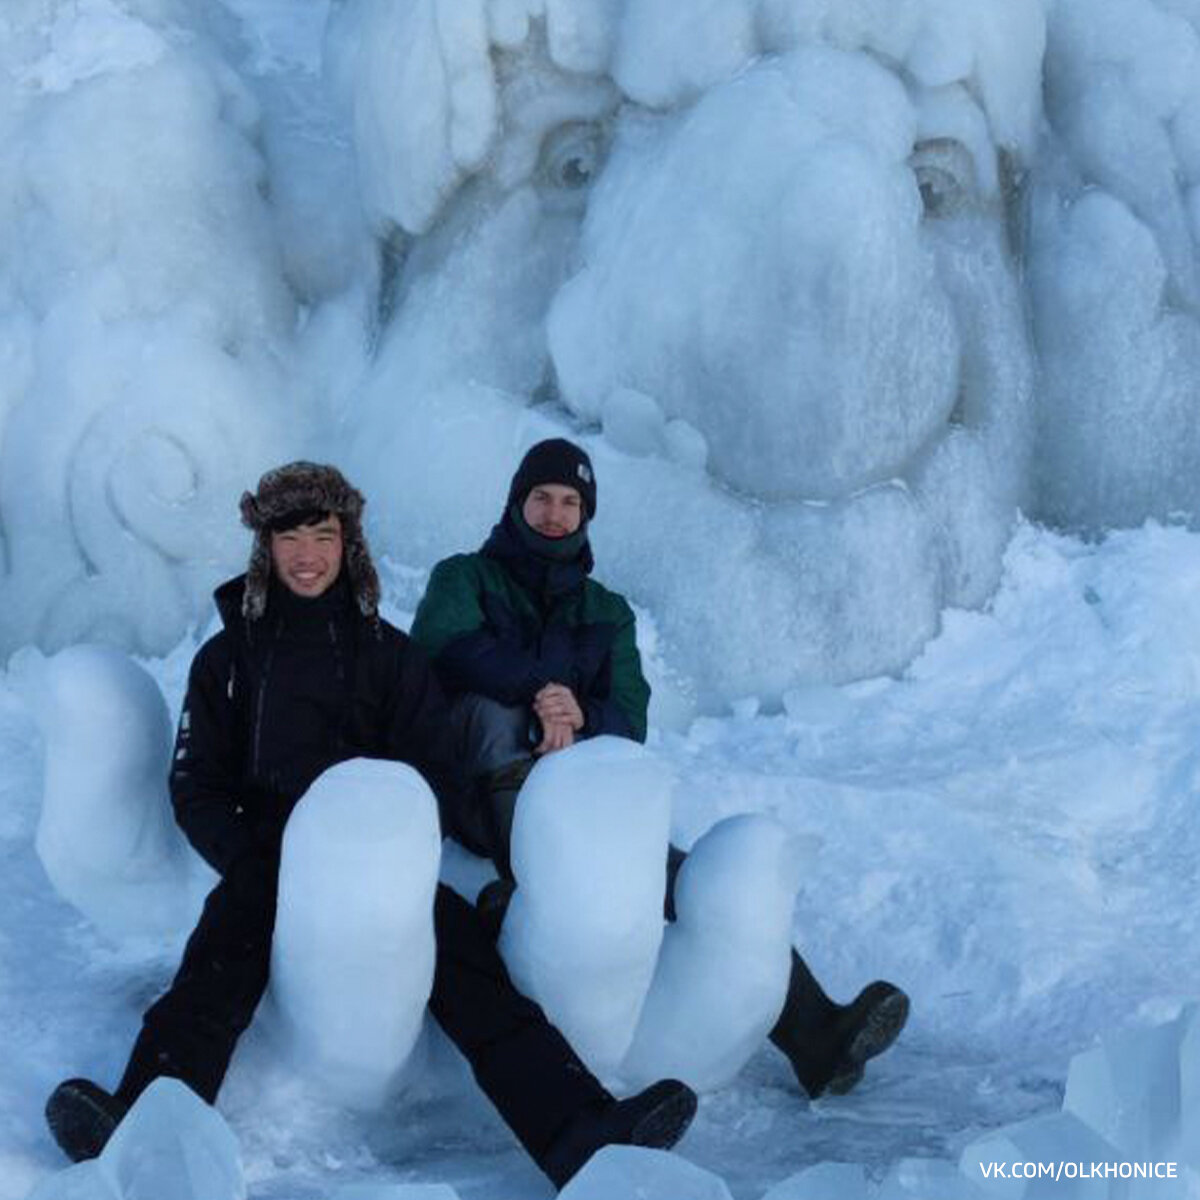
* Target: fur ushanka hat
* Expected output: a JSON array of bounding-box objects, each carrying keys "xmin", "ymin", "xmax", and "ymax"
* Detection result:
[{"xmin": 238, "ymin": 461, "xmax": 381, "ymax": 621}]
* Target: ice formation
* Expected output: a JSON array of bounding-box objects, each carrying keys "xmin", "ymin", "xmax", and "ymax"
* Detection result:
[
  {"xmin": 960, "ymin": 1006, "xmax": 1200, "ymax": 1198},
  {"xmin": 4, "ymin": 0, "xmax": 1200, "ymax": 711},
  {"xmin": 1030, "ymin": 0, "xmax": 1200, "ymax": 530},
  {"xmin": 557, "ymin": 1145, "xmax": 733, "ymax": 1200},
  {"xmin": 0, "ymin": 0, "xmax": 302, "ymax": 663},
  {"xmin": 101, "ymin": 1078, "xmax": 245, "ymax": 1200},
  {"xmin": 329, "ymin": 0, "xmax": 1041, "ymax": 704},
  {"xmin": 620, "ymin": 814, "xmax": 806, "ymax": 1093},
  {"xmin": 12, "ymin": 643, "xmax": 194, "ymax": 937},
  {"xmin": 28, "ymin": 1078, "xmax": 244, "ymax": 1200},
  {"xmin": 270, "ymin": 759, "xmax": 443, "ymax": 1107},
  {"xmin": 329, "ymin": 1185, "xmax": 462, "ymax": 1200},
  {"xmin": 1064, "ymin": 1009, "xmax": 1189, "ymax": 1160},
  {"xmin": 498, "ymin": 751, "xmax": 805, "ymax": 1094},
  {"xmin": 759, "ymin": 1163, "xmax": 868, "ymax": 1200},
  {"xmin": 498, "ymin": 736, "xmax": 673, "ymax": 1079},
  {"xmin": 876, "ymin": 1160, "xmax": 987, "ymax": 1200}
]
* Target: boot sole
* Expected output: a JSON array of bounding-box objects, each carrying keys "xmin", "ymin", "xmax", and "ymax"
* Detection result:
[
  {"xmin": 629, "ymin": 1084, "xmax": 698, "ymax": 1152},
  {"xmin": 826, "ymin": 989, "xmax": 910, "ymax": 1095},
  {"xmin": 46, "ymin": 1080, "xmax": 124, "ymax": 1163}
]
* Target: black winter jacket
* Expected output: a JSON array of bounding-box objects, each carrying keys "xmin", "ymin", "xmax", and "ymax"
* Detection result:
[{"xmin": 170, "ymin": 574, "xmax": 476, "ymax": 877}]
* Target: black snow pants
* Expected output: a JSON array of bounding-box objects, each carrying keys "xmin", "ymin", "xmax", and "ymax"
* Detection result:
[{"xmin": 116, "ymin": 866, "xmax": 608, "ymax": 1167}]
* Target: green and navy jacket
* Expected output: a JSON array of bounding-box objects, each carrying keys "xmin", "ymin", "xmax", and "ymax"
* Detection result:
[{"xmin": 410, "ymin": 514, "xmax": 649, "ymax": 742}]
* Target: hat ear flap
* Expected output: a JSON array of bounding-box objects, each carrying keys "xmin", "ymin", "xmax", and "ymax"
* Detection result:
[
  {"xmin": 239, "ymin": 491, "xmax": 262, "ymax": 530},
  {"xmin": 242, "ymin": 533, "xmax": 272, "ymax": 620},
  {"xmin": 341, "ymin": 515, "xmax": 381, "ymax": 619}
]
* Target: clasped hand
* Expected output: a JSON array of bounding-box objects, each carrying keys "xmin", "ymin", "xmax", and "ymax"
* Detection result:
[{"xmin": 533, "ymin": 683, "xmax": 584, "ymax": 755}]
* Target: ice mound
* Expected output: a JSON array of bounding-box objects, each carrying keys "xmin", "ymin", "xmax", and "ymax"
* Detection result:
[
  {"xmin": 270, "ymin": 759, "xmax": 442, "ymax": 1107},
  {"xmin": 620, "ymin": 814, "xmax": 807, "ymax": 1092},
  {"xmin": 13, "ymin": 643, "xmax": 192, "ymax": 937},
  {"xmin": 558, "ymin": 1145, "xmax": 731, "ymax": 1200},
  {"xmin": 500, "ymin": 736, "xmax": 673, "ymax": 1079}
]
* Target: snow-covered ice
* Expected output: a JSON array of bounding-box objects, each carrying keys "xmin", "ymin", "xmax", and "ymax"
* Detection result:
[
  {"xmin": 1182, "ymin": 1012, "xmax": 1200, "ymax": 1169},
  {"xmin": 26, "ymin": 1079, "xmax": 244, "ymax": 1200},
  {"xmin": 329, "ymin": 1185, "xmax": 460, "ymax": 1200},
  {"xmin": 1031, "ymin": 0, "xmax": 1200, "ymax": 531},
  {"xmin": 25, "ymin": 1161, "xmax": 118, "ymax": 1200},
  {"xmin": 499, "ymin": 736, "xmax": 673, "ymax": 1080},
  {"xmin": 9, "ymin": 521, "xmax": 1200, "ymax": 1198},
  {"xmin": 619, "ymin": 814, "xmax": 806, "ymax": 1093},
  {"xmin": 557, "ymin": 1145, "xmax": 733, "ymax": 1200},
  {"xmin": 959, "ymin": 1113, "xmax": 1123, "ymax": 1198},
  {"xmin": 7, "ymin": 0, "xmax": 1200, "ymax": 1196},
  {"xmin": 10, "ymin": 644, "xmax": 196, "ymax": 939},
  {"xmin": 876, "ymin": 1158, "xmax": 987, "ymax": 1199},
  {"xmin": 270, "ymin": 760, "xmax": 442, "ymax": 1108},
  {"xmin": 1063, "ymin": 1006, "xmax": 1188, "ymax": 1159},
  {"xmin": 759, "ymin": 1162, "xmax": 868, "ymax": 1200},
  {"xmin": 499, "ymin": 750, "xmax": 805, "ymax": 1096},
  {"xmin": 325, "ymin": 0, "xmax": 1039, "ymax": 703},
  {"xmin": 0, "ymin": 0, "xmax": 303, "ymax": 662},
  {"xmin": 102, "ymin": 1078, "xmax": 243, "ymax": 1200}
]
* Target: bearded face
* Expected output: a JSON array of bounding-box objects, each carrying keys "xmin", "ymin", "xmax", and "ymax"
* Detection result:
[{"xmin": 332, "ymin": 1, "xmax": 1040, "ymax": 706}]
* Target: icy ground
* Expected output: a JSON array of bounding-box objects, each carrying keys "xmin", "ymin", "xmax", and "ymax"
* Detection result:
[{"xmin": 3, "ymin": 518, "xmax": 1199, "ymax": 1199}]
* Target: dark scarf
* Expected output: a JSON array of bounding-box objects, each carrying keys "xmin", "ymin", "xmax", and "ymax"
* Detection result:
[{"xmin": 481, "ymin": 506, "xmax": 594, "ymax": 607}]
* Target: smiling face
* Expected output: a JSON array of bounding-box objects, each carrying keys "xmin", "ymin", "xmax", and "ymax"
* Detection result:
[
  {"xmin": 270, "ymin": 515, "xmax": 344, "ymax": 598},
  {"xmin": 522, "ymin": 484, "xmax": 583, "ymax": 539}
]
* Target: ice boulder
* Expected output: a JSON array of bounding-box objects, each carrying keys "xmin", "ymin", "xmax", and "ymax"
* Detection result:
[
  {"xmin": 12, "ymin": 643, "xmax": 192, "ymax": 937},
  {"xmin": 961, "ymin": 1112, "xmax": 1124, "ymax": 1197},
  {"xmin": 500, "ymin": 737, "xmax": 673, "ymax": 1080},
  {"xmin": 877, "ymin": 1158, "xmax": 987, "ymax": 1199},
  {"xmin": 26, "ymin": 1161, "xmax": 119, "ymax": 1200},
  {"xmin": 1177, "ymin": 1005, "xmax": 1200, "ymax": 1169},
  {"xmin": 270, "ymin": 759, "xmax": 442, "ymax": 1107},
  {"xmin": 760, "ymin": 1163, "xmax": 869, "ymax": 1200},
  {"xmin": 620, "ymin": 814, "xmax": 808, "ymax": 1093},
  {"xmin": 1064, "ymin": 1009, "xmax": 1187, "ymax": 1158},
  {"xmin": 330, "ymin": 1186, "xmax": 461, "ymax": 1199},
  {"xmin": 558, "ymin": 1145, "xmax": 731, "ymax": 1200},
  {"xmin": 105, "ymin": 1077, "xmax": 243, "ymax": 1200}
]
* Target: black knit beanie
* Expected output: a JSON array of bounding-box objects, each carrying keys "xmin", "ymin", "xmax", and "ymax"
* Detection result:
[
  {"xmin": 238, "ymin": 461, "xmax": 381, "ymax": 621},
  {"xmin": 506, "ymin": 439, "xmax": 597, "ymax": 519}
]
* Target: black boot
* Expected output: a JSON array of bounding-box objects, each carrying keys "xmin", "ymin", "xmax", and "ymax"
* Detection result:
[
  {"xmin": 45, "ymin": 1078, "xmax": 129, "ymax": 1162},
  {"xmin": 768, "ymin": 953, "xmax": 909, "ymax": 1099},
  {"xmin": 542, "ymin": 1078, "xmax": 698, "ymax": 1188}
]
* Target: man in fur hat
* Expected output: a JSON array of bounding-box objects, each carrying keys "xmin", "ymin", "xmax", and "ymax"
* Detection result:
[
  {"xmin": 45, "ymin": 462, "xmax": 696, "ymax": 1187},
  {"xmin": 411, "ymin": 438, "xmax": 910, "ymax": 1101}
]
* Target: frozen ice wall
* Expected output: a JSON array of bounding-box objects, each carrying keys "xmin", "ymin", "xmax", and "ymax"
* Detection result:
[
  {"xmin": 0, "ymin": 0, "xmax": 302, "ymax": 661},
  {"xmin": 10, "ymin": 0, "xmax": 1200, "ymax": 709},
  {"xmin": 329, "ymin": 0, "xmax": 1043, "ymax": 703},
  {"xmin": 1030, "ymin": 0, "xmax": 1200, "ymax": 530}
]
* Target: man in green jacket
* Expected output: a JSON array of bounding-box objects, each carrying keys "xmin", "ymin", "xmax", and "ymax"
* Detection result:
[{"xmin": 411, "ymin": 438, "xmax": 909, "ymax": 1101}]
